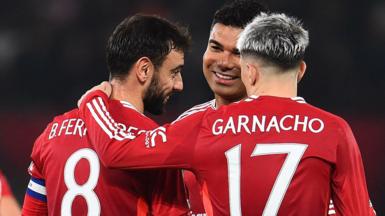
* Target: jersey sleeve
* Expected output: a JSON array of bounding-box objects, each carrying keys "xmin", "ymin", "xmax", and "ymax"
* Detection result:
[
  {"xmin": 331, "ymin": 119, "xmax": 376, "ymax": 215},
  {"xmin": 22, "ymin": 130, "xmax": 48, "ymax": 216},
  {"xmin": 79, "ymin": 90, "xmax": 203, "ymax": 170}
]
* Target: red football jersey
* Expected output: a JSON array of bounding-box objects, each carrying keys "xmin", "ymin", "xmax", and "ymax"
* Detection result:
[
  {"xmin": 175, "ymin": 100, "xmax": 341, "ymax": 216},
  {"xmin": 23, "ymin": 93, "xmax": 188, "ymax": 215},
  {"xmin": 80, "ymin": 91, "xmax": 375, "ymax": 216},
  {"xmin": 175, "ymin": 100, "xmax": 216, "ymax": 216}
]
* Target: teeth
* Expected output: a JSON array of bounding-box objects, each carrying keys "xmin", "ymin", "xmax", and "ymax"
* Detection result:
[{"xmin": 215, "ymin": 72, "xmax": 234, "ymax": 80}]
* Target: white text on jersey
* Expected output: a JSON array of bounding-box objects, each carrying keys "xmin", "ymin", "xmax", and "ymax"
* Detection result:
[
  {"xmin": 49, "ymin": 118, "xmax": 87, "ymax": 139},
  {"xmin": 212, "ymin": 114, "xmax": 324, "ymax": 135},
  {"xmin": 48, "ymin": 118, "xmax": 148, "ymax": 140}
]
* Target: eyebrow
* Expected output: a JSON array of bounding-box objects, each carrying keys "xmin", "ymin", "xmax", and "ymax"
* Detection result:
[
  {"xmin": 208, "ymin": 39, "xmax": 223, "ymax": 48},
  {"xmin": 171, "ymin": 64, "xmax": 184, "ymax": 73},
  {"xmin": 209, "ymin": 39, "xmax": 239, "ymax": 54}
]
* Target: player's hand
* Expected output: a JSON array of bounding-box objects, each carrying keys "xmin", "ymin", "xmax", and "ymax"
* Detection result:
[{"xmin": 77, "ymin": 81, "xmax": 112, "ymax": 107}]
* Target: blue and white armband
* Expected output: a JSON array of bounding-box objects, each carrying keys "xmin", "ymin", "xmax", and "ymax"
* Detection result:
[{"xmin": 26, "ymin": 177, "xmax": 47, "ymax": 202}]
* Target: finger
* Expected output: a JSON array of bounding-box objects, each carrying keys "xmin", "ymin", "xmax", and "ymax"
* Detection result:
[
  {"xmin": 100, "ymin": 81, "xmax": 112, "ymax": 97},
  {"xmin": 77, "ymin": 81, "xmax": 111, "ymax": 107}
]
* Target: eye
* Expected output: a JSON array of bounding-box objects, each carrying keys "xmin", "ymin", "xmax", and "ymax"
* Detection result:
[
  {"xmin": 233, "ymin": 49, "xmax": 240, "ymax": 56},
  {"xmin": 171, "ymin": 69, "xmax": 181, "ymax": 78},
  {"xmin": 210, "ymin": 44, "xmax": 222, "ymax": 52}
]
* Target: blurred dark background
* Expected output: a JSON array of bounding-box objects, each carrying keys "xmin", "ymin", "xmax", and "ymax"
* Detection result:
[{"xmin": 0, "ymin": 0, "xmax": 384, "ymax": 213}]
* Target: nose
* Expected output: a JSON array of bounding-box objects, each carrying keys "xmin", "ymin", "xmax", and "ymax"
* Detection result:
[
  {"xmin": 173, "ymin": 73, "xmax": 183, "ymax": 92},
  {"xmin": 218, "ymin": 52, "xmax": 236, "ymax": 71}
]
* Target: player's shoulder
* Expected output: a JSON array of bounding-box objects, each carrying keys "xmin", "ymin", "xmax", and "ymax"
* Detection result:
[
  {"xmin": 35, "ymin": 108, "xmax": 79, "ymax": 142},
  {"xmin": 173, "ymin": 99, "xmax": 216, "ymax": 123},
  {"xmin": 303, "ymin": 102, "xmax": 347, "ymax": 123},
  {"xmin": 110, "ymin": 99, "xmax": 158, "ymax": 127},
  {"xmin": 238, "ymin": 95, "xmax": 350, "ymax": 128},
  {"xmin": 54, "ymin": 108, "xmax": 80, "ymax": 121},
  {"xmin": 30, "ymin": 108, "xmax": 79, "ymax": 157},
  {"xmin": 293, "ymin": 99, "xmax": 351, "ymax": 131},
  {"xmin": 47, "ymin": 108, "xmax": 79, "ymax": 129}
]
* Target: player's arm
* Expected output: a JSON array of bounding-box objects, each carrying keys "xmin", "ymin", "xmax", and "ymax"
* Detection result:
[
  {"xmin": 79, "ymin": 89, "xmax": 201, "ymax": 170},
  {"xmin": 0, "ymin": 172, "xmax": 21, "ymax": 216},
  {"xmin": 22, "ymin": 133, "xmax": 48, "ymax": 216},
  {"xmin": 331, "ymin": 119, "xmax": 376, "ymax": 215},
  {"xmin": 149, "ymin": 169, "xmax": 190, "ymax": 216},
  {"xmin": 173, "ymin": 103, "xmax": 212, "ymax": 216},
  {"xmin": 22, "ymin": 163, "xmax": 48, "ymax": 216}
]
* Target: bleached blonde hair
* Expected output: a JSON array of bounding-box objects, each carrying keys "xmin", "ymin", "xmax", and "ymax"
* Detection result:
[{"xmin": 237, "ymin": 12, "xmax": 309, "ymax": 69}]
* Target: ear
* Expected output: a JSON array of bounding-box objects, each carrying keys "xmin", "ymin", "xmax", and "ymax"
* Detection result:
[
  {"xmin": 134, "ymin": 57, "xmax": 154, "ymax": 83},
  {"xmin": 247, "ymin": 63, "xmax": 259, "ymax": 87},
  {"xmin": 297, "ymin": 61, "xmax": 307, "ymax": 83}
]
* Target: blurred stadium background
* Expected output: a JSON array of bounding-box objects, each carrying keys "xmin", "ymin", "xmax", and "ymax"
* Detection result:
[{"xmin": 1, "ymin": 0, "xmax": 384, "ymax": 213}]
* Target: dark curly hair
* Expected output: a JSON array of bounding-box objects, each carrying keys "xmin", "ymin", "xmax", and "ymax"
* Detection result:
[{"xmin": 107, "ymin": 14, "xmax": 191, "ymax": 80}]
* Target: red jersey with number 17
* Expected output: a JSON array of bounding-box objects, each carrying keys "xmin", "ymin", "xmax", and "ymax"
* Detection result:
[
  {"xmin": 24, "ymin": 95, "xmax": 188, "ymax": 215},
  {"xmin": 81, "ymin": 91, "xmax": 375, "ymax": 216}
]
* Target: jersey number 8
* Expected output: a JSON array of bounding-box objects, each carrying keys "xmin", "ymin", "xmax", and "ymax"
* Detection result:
[{"xmin": 62, "ymin": 148, "xmax": 101, "ymax": 215}]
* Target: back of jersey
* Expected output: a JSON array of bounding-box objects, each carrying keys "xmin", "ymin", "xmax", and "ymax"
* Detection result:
[
  {"xmin": 27, "ymin": 108, "xmax": 152, "ymax": 215},
  {"xmin": 195, "ymin": 95, "xmax": 372, "ymax": 215}
]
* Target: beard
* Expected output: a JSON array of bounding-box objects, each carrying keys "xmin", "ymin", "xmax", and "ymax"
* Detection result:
[{"xmin": 143, "ymin": 74, "xmax": 168, "ymax": 115}]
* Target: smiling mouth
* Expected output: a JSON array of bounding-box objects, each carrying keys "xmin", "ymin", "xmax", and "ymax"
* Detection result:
[{"xmin": 213, "ymin": 71, "xmax": 238, "ymax": 80}]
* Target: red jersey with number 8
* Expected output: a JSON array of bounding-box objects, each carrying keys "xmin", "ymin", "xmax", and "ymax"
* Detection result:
[{"xmin": 23, "ymin": 97, "xmax": 188, "ymax": 215}]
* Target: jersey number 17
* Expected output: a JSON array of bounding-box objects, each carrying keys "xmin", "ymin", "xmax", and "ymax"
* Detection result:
[{"xmin": 225, "ymin": 143, "xmax": 308, "ymax": 216}]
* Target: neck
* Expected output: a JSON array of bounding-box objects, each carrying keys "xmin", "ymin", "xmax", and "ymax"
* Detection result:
[
  {"xmin": 215, "ymin": 94, "xmax": 246, "ymax": 109},
  {"xmin": 251, "ymin": 72, "xmax": 298, "ymax": 98},
  {"xmin": 110, "ymin": 79, "xmax": 144, "ymax": 113}
]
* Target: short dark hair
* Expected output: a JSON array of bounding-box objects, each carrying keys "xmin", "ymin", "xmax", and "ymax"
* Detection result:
[
  {"xmin": 211, "ymin": 0, "xmax": 268, "ymax": 29},
  {"xmin": 107, "ymin": 14, "xmax": 191, "ymax": 79}
]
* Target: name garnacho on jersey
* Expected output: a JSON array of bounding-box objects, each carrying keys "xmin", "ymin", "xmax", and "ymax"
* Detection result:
[{"xmin": 80, "ymin": 90, "xmax": 376, "ymax": 216}]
